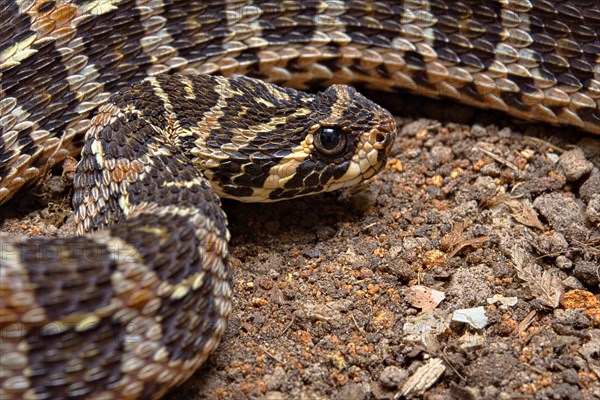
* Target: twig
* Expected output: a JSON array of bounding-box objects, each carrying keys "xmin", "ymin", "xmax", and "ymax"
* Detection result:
[
  {"xmin": 513, "ymin": 310, "xmax": 537, "ymax": 339},
  {"xmin": 277, "ymin": 315, "xmax": 295, "ymax": 337},
  {"xmin": 350, "ymin": 312, "xmax": 365, "ymax": 335},
  {"xmin": 523, "ymin": 136, "xmax": 566, "ymax": 154},
  {"xmin": 442, "ymin": 348, "xmax": 466, "ymax": 381},
  {"xmin": 260, "ymin": 345, "xmax": 285, "ymax": 364},
  {"xmin": 473, "ymin": 145, "xmax": 522, "ymax": 176}
]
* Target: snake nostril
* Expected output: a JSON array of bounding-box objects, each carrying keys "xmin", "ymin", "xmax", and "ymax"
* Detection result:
[{"xmin": 375, "ymin": 133, "xmax": 385, "ymax": 143}]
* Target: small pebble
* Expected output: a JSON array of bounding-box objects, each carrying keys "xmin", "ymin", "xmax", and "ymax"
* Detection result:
[
  {"xmin": 579, "ymin": 168, "xmax": 600, "ymax": 200},
  {"xmin": 268, "ymin": 268, "xmax": 280, "ymax": 280},
  {"xmin": 471, "ymin": 124, "xmax": 488, "ymax": 138},
  {"xmin": 303, "ymin": 248, "xmax": 321, "ymax": 259},
  {"xmin": 334, "ymin": 383, "xmax": 367, "ymax": 400},
  {"xmin": 430, "ymin": 145, "xmax": 454, "ymax": 166},
  {"xmin": 379, "ymin": 365, "xmax": 408, "ymax": 389},
  {"xmin": 562, "ymin": 276, "xmax": 585, "ymax": 291},
  {"xmin": 562, "ymin": 369, "xmax": 579, "ymax": 385},
  {"xmin": 585, "ymin": 194, "xmax": 600, "ymax": 224},
  {"xmin": 558, "ymin": 148, "xmax": 593, "ymax": 181},
  {"xmin": 555, "ymin": 256, "xmax": 573, "ymax": 270},
  {"xmin": 498, "ymin": 127, "xmax": 512, "ymax": 138},
  {"xmin": 264, "ymin": 392, "xmax": 285, "ymax": 400},
  {"xmin": 534, "ymin": 231, "xmax": 568, "ymax": 255},
  {"xmin": 573, "ymin": 261, "xmax": 600, "ymax": 288},
  {"xmin": 533, "ymin": 193, "xmax": 587, "ymax": 241}
]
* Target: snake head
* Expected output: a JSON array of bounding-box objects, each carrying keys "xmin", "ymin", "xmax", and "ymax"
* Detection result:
[
  {"xmin": 196, "ymin": 76, "xmax": 396, "ymax": 202},
  {"xmin": 301, "ymin": 84, "xmax": 397, "ymax": 195}
]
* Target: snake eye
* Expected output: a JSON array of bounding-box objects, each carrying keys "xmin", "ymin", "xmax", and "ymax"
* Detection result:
[{"xmin": 314, "ymin": 127, "xmax": 347, "ymax": 156}]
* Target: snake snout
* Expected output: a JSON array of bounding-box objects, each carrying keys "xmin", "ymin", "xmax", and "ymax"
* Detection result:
[{"xmin": 372, "ymin": 108, "xmax": 396, "ymax": 159}]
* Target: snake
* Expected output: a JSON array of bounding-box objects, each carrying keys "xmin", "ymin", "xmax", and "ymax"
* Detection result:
[{"xmin": 0, "ymin": 0, "xmax": 599, "ymax": 399}]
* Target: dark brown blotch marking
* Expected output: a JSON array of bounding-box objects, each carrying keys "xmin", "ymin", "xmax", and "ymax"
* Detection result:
[
  {"xmin": 18, "ymin": 237, "xmax": 117, "ymax": 321},
  {"xmin": 156, "ymin": 74, "xmax": 220, "ymax": 131},
  {"xmin": 74, "ymin": 0, "xmax": 151, "ymax": 93},
  {"xmin": 110, "ymin": 213, "xmax": 208, "ymax": 285},
  {"xmin": 163, "ymin": 2, "xmax": 229, "ymax": 62},
  {"xmin": 525, "ymin": 1, "xmax": 598, "ymax": 92},
  {"xmin": 429, "ymin": 0, "xmax": 503, "ymax": 70},
  {"xmin": 1, "ymin": 0, "xmax": 79, "ymax": 169},
  {"xmin": 26, "ymin": 315, "xmax": 125, "ymax": 399}
]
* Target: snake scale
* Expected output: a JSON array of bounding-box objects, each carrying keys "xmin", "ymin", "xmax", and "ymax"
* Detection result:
[{"xmin": 0, "ymin": 0, "xmax": 599, "ymax": 399}]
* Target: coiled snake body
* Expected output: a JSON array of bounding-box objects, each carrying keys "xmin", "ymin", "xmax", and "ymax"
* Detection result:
[{"xmin": 0, "ymin": 1, "xmax": 599, "ymax": 399}]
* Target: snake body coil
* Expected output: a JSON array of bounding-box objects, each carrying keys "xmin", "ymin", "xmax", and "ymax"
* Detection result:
[
  {"xmin": 1, "ymin": 71, "xmax": 395, "ymax": 399},
  {"xmin": 1, "ymin": 1, "xmax": 599, "ymax": 399}
]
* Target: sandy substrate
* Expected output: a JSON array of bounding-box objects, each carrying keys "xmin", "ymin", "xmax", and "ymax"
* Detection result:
[{"xmin": 1, "ymin": 92, "xmax": 599, "ymax": 400}]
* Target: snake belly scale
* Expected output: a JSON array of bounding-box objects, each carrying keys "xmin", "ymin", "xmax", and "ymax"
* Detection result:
[{"xmin": 0, "ymin": 0, "xmax": 599, "ymax": 399}]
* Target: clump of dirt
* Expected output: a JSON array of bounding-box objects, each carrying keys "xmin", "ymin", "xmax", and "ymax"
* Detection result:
[{"xmin": 1, "ymin": 94, "xmax": 598, "ymax": 400}]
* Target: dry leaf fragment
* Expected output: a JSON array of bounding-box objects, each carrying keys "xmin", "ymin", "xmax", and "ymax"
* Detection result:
[
  {"xmin": 452, "ymin": 307, "xmax": 489, "ymax": 329},
  {"xmin": 407, "ymin": 285, "xmax": 445, "ymax": 312},
  {"xmin": 440, "ymin": 222, "xmax": 467, "ymax": 251},
  {"xmin": 487, "ymin": 294, "xmax": 518, "ymax": 309},
  {"xmin": 497, "ymin": 194, "xmax": 544, "ymax": 230},
  {"xmin": 441, "ymin": 222, "xmax": 490, "ymax": 259},
  {"xmin": 447, "ymin": 236, "xmax": 490, "ymax": 259},
  {"xmin": 511, "ymin": 246, "xmax": 563, "ymax": 308},
  {"xmin": 402, "ymin": 312, "xmax": 450, "ymax": 345},
  {"xmin": 397, "ymin": 358, "xmax": 445, "ymax": 398}
]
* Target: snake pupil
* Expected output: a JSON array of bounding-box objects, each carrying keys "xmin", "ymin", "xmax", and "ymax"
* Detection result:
[{"xmin": 315, "ymin": 127, "xmax": 346, "ymax": 156}]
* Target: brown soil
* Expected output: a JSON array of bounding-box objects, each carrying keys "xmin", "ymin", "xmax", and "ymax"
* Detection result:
[{"xmin": 1, "ymin": 93, "xmax": 599, "ymax": 400}]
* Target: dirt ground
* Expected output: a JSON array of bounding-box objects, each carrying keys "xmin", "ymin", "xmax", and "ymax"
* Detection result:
[{"xmin": 1, "ymin": 92, "xmax": 599, "ymax": 400}]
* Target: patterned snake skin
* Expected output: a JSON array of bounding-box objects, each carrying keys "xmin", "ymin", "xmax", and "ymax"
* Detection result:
[{"xmin": 1, "ymin": 0, "xmax": 599, "ymax": 399}]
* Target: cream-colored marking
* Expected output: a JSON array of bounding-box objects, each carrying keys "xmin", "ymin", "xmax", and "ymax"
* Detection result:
[
  {"xmin": 121, "ymin": 104, "xmax": 143, "ymax": 116},
  {"xmin": 256, "ymin": 96, "xmax": 275, "ymax": 108},
  {"xmin": 41, "ymin": 316, "xmax": 79, "ymax": 334},
  {"xmin": 264, "ymin": 80, "xmax": 290, "ymax": 101},
  {"xmin": 179, "ymin": 75, "xmax": 195, "ymax": 99},
  {"xmin": 0, "ymin": 34, "xmax": 37, "ymax": 65},
  {"xmin": 162, "ymin": 176, "xmax": 207, "ymax": 189},
  {"xmin": 116, "ymin": 204, "xmax": 227, "ymax": 307},
  {"xmin": 170, "ymin": 285, "xmax": 191, "ymax": 300},
  {"xmin": 91, "ymin": 137, "xmax": 104, "ymax": 166},
  {"xmin": 191, "ymin": 78, "xmax": 235, "ymax": 155},
  {"xmin": 118, "ymin": 193, "xmax": 131, "ymax": 216},
  {"xmin": 149, "ymin": 77, "xmax": 172, "ymax": 106},
  {"xmin": 80, "ymin": 0, "xmax": 120, "ymax": 15},
  {"xmin": 157, "ymin": 145, "xmax": 173, "ymax": 156},
  {"xmin": 192, "ymin": 272, "xmax": 207, "ymax": 290},
  {"xmin": 135, "ymin": 226, "xmax": 169, "ymax": 240},
  {"xmin": 229, "ymin": 115, "xmax": 294, "ymax": 137},
  {"xmin": 318, "ymin": 88, "xmax": 350, "ymax": 123},
  {"xmin": 169, "ymin": 270, "xmax": 221, "ymax": 300},
  {"xmin": 75, "ymin": 314, "xmax": 101, "ymax": 332}
]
